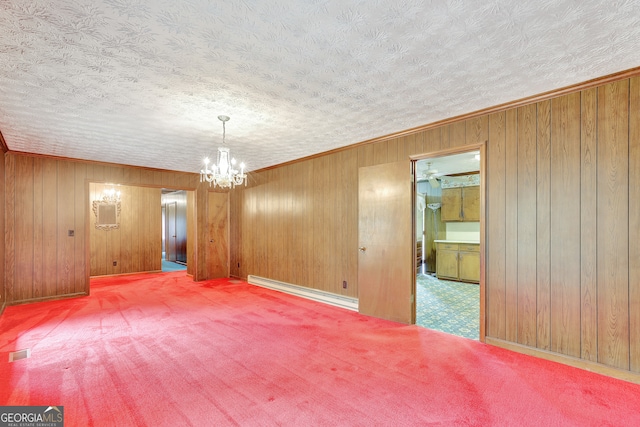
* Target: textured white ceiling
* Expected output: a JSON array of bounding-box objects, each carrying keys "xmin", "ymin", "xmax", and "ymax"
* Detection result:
[{"xmin": 1, "ymin": 0, "xmax": 639, "ymax": 173}]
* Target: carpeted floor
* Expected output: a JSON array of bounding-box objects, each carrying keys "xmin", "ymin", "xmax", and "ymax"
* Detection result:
[
  {"xmin": 416, "ymin": 273, "xmax": 479, "ymax": 340},
  {"xmin": 2, "ymin": 272, "xmax": 640, "ymax": 426}
]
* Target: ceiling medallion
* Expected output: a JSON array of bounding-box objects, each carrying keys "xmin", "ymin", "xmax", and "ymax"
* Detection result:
[{"xmin": 200, "ymin": 115, "xmax": 247, "ymax": 188}]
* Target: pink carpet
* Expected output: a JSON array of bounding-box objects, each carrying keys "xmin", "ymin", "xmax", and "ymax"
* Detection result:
[{"xmin": 1, "ymin": 272, "xmax": 639, "ymax": 426}]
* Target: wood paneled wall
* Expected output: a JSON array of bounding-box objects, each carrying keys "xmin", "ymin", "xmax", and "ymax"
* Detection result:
[
  {"xmin": 4, "ymin": 153, "xmax": 209, "ymax": 304},
  {"xmin": 486, "ymin": 78, "xmax": 640, "ymax": 373},
  {"xmin": 229, "ymin": 76, "xmax": 640, "ymax": 376},
  {"xmin": 229, "ymin": 119, "xmax": 485, "ymax": 297},
  {"xmin": 89, "ymin": 183, "xmax": 162, "ymax": 277}
]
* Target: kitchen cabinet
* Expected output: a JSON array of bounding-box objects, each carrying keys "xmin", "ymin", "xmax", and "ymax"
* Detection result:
[
  {"xmin": 436, "ymin": 242, "xmax": 480, "ymax": 283},
  {"xmin": 441, "ymin": 186, "xmax": 480, "ymax": 222},
  {"xmin": 436, "ymin": 243, "xmax": 459, "ymax": 279}
]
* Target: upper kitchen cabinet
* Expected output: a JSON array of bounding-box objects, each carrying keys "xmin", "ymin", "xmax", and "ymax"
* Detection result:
[{"xmin": 441, "ymin": 186, "xmax": 480, "ymax": 222}]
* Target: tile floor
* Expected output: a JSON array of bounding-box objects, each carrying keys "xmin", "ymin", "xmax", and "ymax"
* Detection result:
[{"xmin": 416, "ymin": 273, "xmax": 479, "ymax": 340}]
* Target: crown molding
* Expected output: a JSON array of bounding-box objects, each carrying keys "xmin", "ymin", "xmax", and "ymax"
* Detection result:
[
  {"xmin": 0, "ymin": 130, "xmax": 8, "ymax": 153},
  {"xmin": 6, "ymin": 150, "xmax": 199, "ymax": 177}
]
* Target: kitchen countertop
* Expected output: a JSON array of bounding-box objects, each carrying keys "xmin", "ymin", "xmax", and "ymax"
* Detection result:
[{"xmin": 433, "ymin": 240, "xmax": 480, "ymax": 244}]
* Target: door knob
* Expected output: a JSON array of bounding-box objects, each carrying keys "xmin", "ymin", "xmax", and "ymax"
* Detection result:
[{"xmin": 358, "ymin": 247, "xmax": 367, "ymax": 252}]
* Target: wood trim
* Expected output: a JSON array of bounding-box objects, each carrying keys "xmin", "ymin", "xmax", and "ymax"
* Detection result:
[
  {"xmin": 0, "ymin": 130, "xmax": 8, "ymax": 153},
  {"xmin": 89, "ymin": 270, "xmax": 163, "ymax": 279},
  {"xmin": 485, "ymin": 337, "xmax": 640, "ymax": 385},
  {"xmin": 248, "ymin": 275, "xmax": 359, "ymax": 311},
  {"xmin": 7, "ymin": 292, "xmax": 88, "ymax": 306},
  {"xmin": 255, "ymin": 66, "xmax": 640, "ymax": 173},
  {"xmin": 478, "ymin": 142, "xmax": 486, "ymax": 342},
  {"xmin": 409, "ymin": 143, "xmax": 484, "ymax": 161},
  {"xmin": 7, "ymin": 150, "xmax": 199, "ymax": 183}
]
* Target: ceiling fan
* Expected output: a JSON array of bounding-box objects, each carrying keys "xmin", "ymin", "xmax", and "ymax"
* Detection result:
[{"xmin": 419, "ymin": 162, "xmax": 441, "ymax": 188}]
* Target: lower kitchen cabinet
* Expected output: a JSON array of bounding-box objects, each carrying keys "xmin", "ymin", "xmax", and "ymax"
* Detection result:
[{"xmin": 436, "ymin": 242, "xmax": 480, "ymax": 283}]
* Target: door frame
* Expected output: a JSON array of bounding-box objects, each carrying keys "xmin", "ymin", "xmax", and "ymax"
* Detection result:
[
  {"xmin": 165, "ymin": 201, "xmax": 178, "ymax": 262},
  {"xmin": 411, "ymin": 143, "xmax": 487, "ymax": 342}
]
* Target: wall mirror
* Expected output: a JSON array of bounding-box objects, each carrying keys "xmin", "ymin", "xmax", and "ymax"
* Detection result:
[{"xmin": 93, "ymin": 188, "xmax": 121, "ymax": 231}]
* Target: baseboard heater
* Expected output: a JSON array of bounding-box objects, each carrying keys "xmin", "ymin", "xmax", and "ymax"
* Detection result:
[{"xmin": 247, "ymin": 275, "xmax": 359, "ymax": 312}]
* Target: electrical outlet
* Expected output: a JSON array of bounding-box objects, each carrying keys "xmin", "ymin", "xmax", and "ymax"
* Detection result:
[
  {"xmin": 342, "ymin": 280, "xmax": 347, "ymax": 289},
  {"xmin": 113, "ymin": 261, "xmax": 117, "ymax": 266}
]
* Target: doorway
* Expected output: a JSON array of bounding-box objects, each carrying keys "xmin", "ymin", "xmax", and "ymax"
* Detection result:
[
  {"xmin": 161, "ymin": 189, "xmax": 188, "ymax": 272},
  {"xmin": 414, "ymin": 148, "xmax": 483, "ymax": 340}
]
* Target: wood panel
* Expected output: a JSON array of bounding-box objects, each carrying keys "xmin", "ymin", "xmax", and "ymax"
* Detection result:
[
  {"xmin": 580, "ymin": 87, "xmax": 598, "ymax": 362},
  {"xmin": 536, "ymin": 100, "xmax": 551, "ymax": 350},
  {"xmin": 4, "ymin": 154, "xmax": 15, "ymax": 303},
  {"xmin": 290, "ymin": 162, "xmax": 303, "ymax": 286},
  {"xmin": 516, "ymin": 104, "xmax": 537, "ymax": 347},
  {"xmin": 142, "ymin": 187, "xmax": 153, "ymax": 271},
  {"xmin": 386, "ymin": 138, "xmax": 399, "ymax": 163},
  {"xmin": 343, "ymin": 149, "xmax": 358, "ymax": 295},
  {"xmin": 399, "ymin": 134, "xmax": 416, "ymax": 159},
  {"xmin": 119, "ymin": 185, "xmax": 133, "ymax": 272},
  {"xmin": 187, "ymin": 189, "xmax": 196, "ymax": 277},
  {"xmin": 57, "ymin": 161, "xmax": 76, "ymax": 294},
  {"xmin": 33, "ymin": 158, "xmax": 43, "ymax": 298},
  {"xmin": 302, "ymin": 160, "xmax": 315, "ymax": 290},
  {"xmin": 597, "ymin": 80, "xmax": 630, "ymax": 370},
  {"xmin": 423, "ymin": 128, "xmax": 441, "ymax": 154},
  {"xmin": 372, "ymin": 140, "xmax": 388, "ymax": 165},
  {"xmin": 130, "ymin": 186, "xmax": 142, "ymax": 273},
  {"xmin": 486, "ymin": 111, "xmax": 507, "ymax": 339},
  {"xmin": 550, "ymin": 93, "xmax": 581, "ymax": 357},
  {"xmin": 311, "ymin": 159, "xmax": 323, "ymax": 289},
  {"xmin": 42, "ymin": 158, "xmax": 58, "ymax": 298},
  {"xmin": 449, "ymin": 121, "xmax": 466, "ymax": 148},
  {"xmin": 504, "ymin": 108, "xmax": 518, "ymax": 343},
  {"xmin": 630, "ymin": 76, "xmax": 640, "ymax": 373},
  {"xmin": 74, "ymin": 164, "xmax": 87, "ymax": 293},
  {"xmin": 321, "ymin": 155, "xmax": 337, "ymax": 291},
  {"xmin": 466, "ymin": 116, "xmax": 488, "ymax": 146},
  {"xmin": 15, "ymin": 156, "xmax": 34, "ymax": 301}
]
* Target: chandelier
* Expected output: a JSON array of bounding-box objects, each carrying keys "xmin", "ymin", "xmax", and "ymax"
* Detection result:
[
  {"xmin": 101, "ymin": 187, "xmax": 121, "ymax": 203},
  {"xmin": 200, "ymin": 115, "xmax": 247, "ymax": 188}
]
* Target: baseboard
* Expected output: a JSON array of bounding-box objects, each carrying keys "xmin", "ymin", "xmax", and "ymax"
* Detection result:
[
  {"xmin": 8, "ymin": 292, "xmax": 88, "ymax": 307},
  {"xmin": 485, "ymin": 337, "xmax": 640, "ymax": 385},
  {"xmin": 90, "ymin": 270, "xmax": 163, "ymax": 279},
  {"xmin": 247, "ymin": 275, "xmax": 358, "ymax": 312}
]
